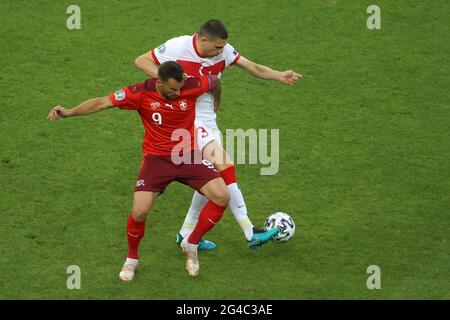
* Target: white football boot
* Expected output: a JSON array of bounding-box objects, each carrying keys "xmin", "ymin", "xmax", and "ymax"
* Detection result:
[
  {"xmin": 119, "ymin": 258, "xmax": 139, "ymax": 281},
  {"xmin": 180, "ymin": 238, "xmax": 200, "ymax": 277}
]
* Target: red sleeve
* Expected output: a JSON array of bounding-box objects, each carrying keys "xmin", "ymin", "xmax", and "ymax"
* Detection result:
[
  {"xmin": 202, "ymin": 75, "xmax": 216, "ymax": 92},
  {"xmin": 150, "ymin": 49, "xmax": 161, "ymax": 65},
  {"xmin": 109, "ymin": 83, "xmax": 144, "ymax": 110},
  {"xmin": 183, "ymin": 75, "xmax": 215, "ymax": 98},
  {"xmin": 230, "ymin": 53, "xmax": 241, "ymax": 65}
]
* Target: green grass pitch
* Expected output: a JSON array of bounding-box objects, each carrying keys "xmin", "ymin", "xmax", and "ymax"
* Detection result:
[{"xmin": 0, "ymin": 0, "xmax": 448, "ymax": 299}]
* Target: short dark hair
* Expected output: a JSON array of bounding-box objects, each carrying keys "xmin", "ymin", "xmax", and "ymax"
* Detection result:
[
  {"xmin": 198, "ymin": 19, "xmax": 228, "ymax": 40},
  {"xmin": 158, "ymin": 61, "xmax": 184, "ymax": 83}
]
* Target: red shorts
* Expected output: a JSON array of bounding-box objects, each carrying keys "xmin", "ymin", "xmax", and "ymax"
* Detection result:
[{"xmin": 134, "ymin": 150, "xmax": 220, "ymax": 193}]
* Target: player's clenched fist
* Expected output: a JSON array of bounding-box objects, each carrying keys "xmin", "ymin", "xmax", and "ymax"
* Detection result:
[
  {"xmin": 47, "ymin": 106, "xmax": 72, "ymax": 120},
  {"xmin": 279, "ymin": 70, "xmax": 303, "ymax": 86}
]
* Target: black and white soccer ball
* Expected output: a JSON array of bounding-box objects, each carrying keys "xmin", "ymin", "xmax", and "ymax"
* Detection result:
[{"xmin": 264, "ymin": 212, "xmax": 295, "ymax": 242}]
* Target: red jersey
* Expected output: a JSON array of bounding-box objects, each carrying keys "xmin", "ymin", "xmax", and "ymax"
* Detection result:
[{"xmin": 109, "ymin": 76, "xmax": 215, "ymax": 156}]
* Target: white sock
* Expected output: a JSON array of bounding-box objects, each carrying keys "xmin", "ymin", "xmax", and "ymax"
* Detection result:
[
  {"xmin": 228, "ymin": 183, "xmax": 254, "ymax": 240},
  {"xmin": 125, "ymin": 257, "xmax": 139, "ymax": 265},
  {"xmin": 179, "ymin": 191, "xmax": 208, "ymax": 238}
]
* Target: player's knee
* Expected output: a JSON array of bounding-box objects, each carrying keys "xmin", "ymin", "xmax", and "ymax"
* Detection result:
[
  {"xmin": 212, "ymin": 188, "xmax": 230, "ymax": 207},
  {"xmin": 131, "ymin": 205, "xmax": 149, "ymax": 221}
]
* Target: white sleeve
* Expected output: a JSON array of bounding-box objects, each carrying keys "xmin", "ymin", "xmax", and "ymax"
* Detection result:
[
  {"xmin": 150, "ymin": 36, "xmax": 186, "ymax": 65},
  {"xmin": 223, "ymin": 43, "xmax": 241, "ymax": 68}
]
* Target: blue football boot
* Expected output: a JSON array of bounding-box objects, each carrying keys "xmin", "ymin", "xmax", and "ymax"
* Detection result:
[
  {"xmin": 247, "ymin": 227, "xmax": 280, "ymax": 251},
  {"xmin": 176, "ymin": 233, "xmax": 217, "ymax": 250}
]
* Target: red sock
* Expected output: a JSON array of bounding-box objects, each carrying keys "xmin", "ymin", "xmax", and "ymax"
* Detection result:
[
  {"xmin": 188, "ymin": 201, "xmax": 226, "ymax": 244},
  {"xmin": 221, "ymin": 166, "xmax": 237, "ymax": 185},
  {"xmin": 126, "ymin": 214, "xmax": 146, "ymax": 259}
]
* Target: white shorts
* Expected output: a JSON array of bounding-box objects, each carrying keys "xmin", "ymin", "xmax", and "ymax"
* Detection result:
[{"xmin": 195, "ymin": 120, "xmax": 222, "ymax": 151}]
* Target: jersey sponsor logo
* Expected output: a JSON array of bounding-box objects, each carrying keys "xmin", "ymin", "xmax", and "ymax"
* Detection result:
[
  {"xmin": 114, "ymin": 90, "xmax": 126, "ymax": 101},
  {"xmin": 165, "ymin": 103, "xmax": 174, "ymax": 109},
  {"xmin": 232, "ymin": 49, "xmax": 238, "ymax": 56},
  {"xmin": 156, "ymin": 44, "xmax": 166, "ymax": 54},
  {"xmin": 150, "ymin": 102, "xmax": 160, "ymax": 109},
  {"xmin": 179, "ymin": 100, "xmax": 187, "ymax": 111},
  {"xmin": 136, "ymin": 179, "xmax": 145, "ymax": 187}
]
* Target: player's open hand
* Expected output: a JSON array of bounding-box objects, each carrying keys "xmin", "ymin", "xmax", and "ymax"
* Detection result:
[
  {"xmin": 279, "ymin": 70, "xmax": 303, "ymax": 86},
  {"xmin": 47, "ymin": 106, "xmax": 72, "ymax": 120}
]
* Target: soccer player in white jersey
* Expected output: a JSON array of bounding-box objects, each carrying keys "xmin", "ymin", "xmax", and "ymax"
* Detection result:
[{"xmin": 135, "ymin": 19, "xmax": 302, "ymax": 250}]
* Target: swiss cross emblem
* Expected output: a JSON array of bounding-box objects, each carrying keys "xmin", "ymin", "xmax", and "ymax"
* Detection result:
[{"xmin": 179, "ymin": 100, "xmax": 188, "ymax": 111}]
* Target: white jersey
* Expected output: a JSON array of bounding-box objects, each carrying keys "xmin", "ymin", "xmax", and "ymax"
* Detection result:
[{"xmin": 151, "ymin": 33, "xmax": 240, "ymax": 122}]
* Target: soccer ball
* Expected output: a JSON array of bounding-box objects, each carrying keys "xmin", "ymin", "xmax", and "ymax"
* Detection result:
[{"xmin": 264, "ymin": 212, "xmax": 295, "ymax": 242}]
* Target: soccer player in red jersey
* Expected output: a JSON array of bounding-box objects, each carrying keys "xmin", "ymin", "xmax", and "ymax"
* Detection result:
[
  {"xmin": 47, "ymin": 61, "xmax": 231, "ymax": 279},
  {"xmin": 135, "ymin": 19, "xmax": 301, "ymax": 250}
]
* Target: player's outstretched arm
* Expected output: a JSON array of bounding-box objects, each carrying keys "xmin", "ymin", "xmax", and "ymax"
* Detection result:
[
  {"xmin": 47, "ymin": 96, "xmax": 114, "ymax": 121},
  {"xmin": 135, "ymin": 52, "xmax": 159, "ymax": 77},
  {"xmin": 235, "ymin": 56, "xmax": 303, "ymax": 86}
]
